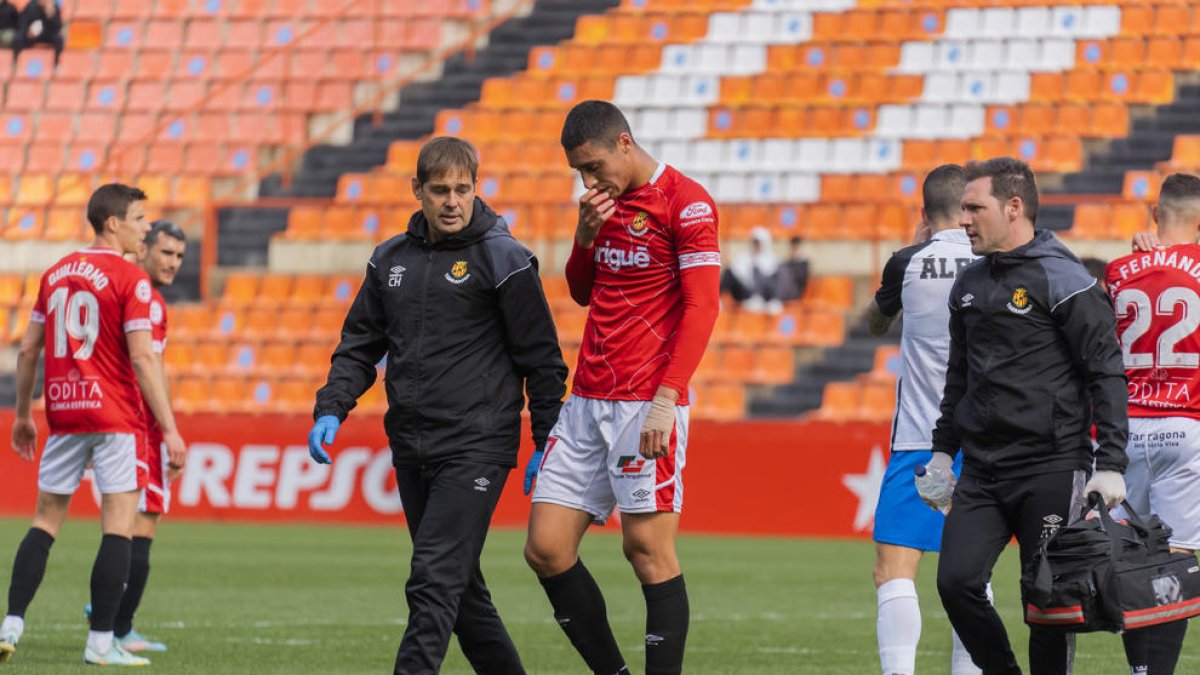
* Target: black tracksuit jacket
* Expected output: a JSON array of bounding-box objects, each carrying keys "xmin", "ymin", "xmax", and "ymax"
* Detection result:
[
  {"xmin": 313, "ymin": 198, "xmax": 568, "ymax": 468},
  {"xmin": 931, "ymin": 229, "xmax": 1128, "ymax": 479}
]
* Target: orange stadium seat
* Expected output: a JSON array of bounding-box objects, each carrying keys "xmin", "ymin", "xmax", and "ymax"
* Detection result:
[
  {"xmin": 296, "ymin": 342, "xmax": 334, "ymax": 376},
  {"xmin": 7, "ymin": 308, "xmax": 30, "ymax": 343},
  {"xmin": 693, "ymin": 382, "xmax": 745, "ymax": 422},
  {"xmin": 3, "ymin": 209, "xmax": 43, "ymax": 240},
  {"xmin": 1165, "ymin": 135, "xmax": 1200, "ymax": 170},
  {"xmin": 813, "ymin": 381, "xmax": 860, "ymax": 421},
  {"xmin": 752, "ymin": 346, "xmax": 795, "ymax": 386},
  {"xmin": 173, "ymin": 377, "xmax": 211, "ymax": 414},
  {"xmin": 1071, "ymin": 203, "xmax": 1114, "ymax": 239},
  {"xmin": 870, "ymin": 345, "xmax": 901, "ymax": 381},
  {"xmin": 276, "ymin": 308, "xmax": 314, "ymax": 338},
  {"xmin": 241, "ymin": 309, "xmax": 279, "ymax": 339},
  {"xmin": 256, "ymin": 276, "xmax": 294, "ymax": 308},
  {"xmin": 171, "ymin": 305, "xmax": 211, "ymax": 340},
  {"xmin": 189, "ymin": 342, "xmax": 230, "ymax": 378},
  {"xmin": 211, "ymin": 376, "xmax": 250, "ymax": 413},
  {"xmin": 0, "ymin": 275, "xmax": 23, "ymax": 307},
  {"xmin": 221, "ymin": 274, "xmax": 260, "ymax": 307},
  {"xmin": 44, "ymin": 208, "xmax": 85, "ymax": 241},
  {"xmin": 1113, "ymin": 201, "xmax": 1151, "ymax": 239},
  {"xmin": 271, "ymin": 378, "xmax": 319, "ymax": 414},
  {"xmin": 859, "ymin": 380, "xmax": 896, "ymax": 421}
]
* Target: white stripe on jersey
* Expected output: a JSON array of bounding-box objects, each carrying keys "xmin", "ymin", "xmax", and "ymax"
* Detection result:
[{"xmin": 679, "ymin": 251, "xmax": 721, "ymax": 269}]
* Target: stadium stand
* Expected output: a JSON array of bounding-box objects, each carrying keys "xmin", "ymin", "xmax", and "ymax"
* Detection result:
[{"xmin": 5, "ymin": 0, "xmax": 1200, "ymax": 419}]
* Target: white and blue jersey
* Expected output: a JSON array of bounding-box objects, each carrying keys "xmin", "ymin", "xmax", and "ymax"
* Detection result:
[{"xmin": 872, "ymin": 229, "xmax": 977, "ymax": 551}]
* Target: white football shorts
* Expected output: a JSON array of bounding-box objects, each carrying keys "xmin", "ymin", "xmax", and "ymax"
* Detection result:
[
  {"xmin": 39, "ymin": 433, "xmax": 140, "ymax": 495},
  {"xmin": 1121, "ymin": 417, "xmax": 1200, "ymax": 549},
  {"xmin": 532, "ymin": 395, "xmax": 688, "ymax": 525}
]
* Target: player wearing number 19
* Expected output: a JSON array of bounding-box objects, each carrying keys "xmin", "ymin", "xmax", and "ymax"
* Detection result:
[
  {"xmin": 0, "ymin": 184, "xmax": 187, "ymax": 667},
  {"xmin": 1105, "ymin": 173, "xmax": 1200, "ymax": 675}
]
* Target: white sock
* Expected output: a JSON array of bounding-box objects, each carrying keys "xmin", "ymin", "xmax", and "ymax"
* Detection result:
[
  {"xmin": 949, "ymin": 582, "xmax": 994, "ymax": 675},
  {"xmin": 1, "ymin": 615, "xmax": 23, "ymax": 638},
  {"xmin": 877, "ymin": 578, "xmax": 920, "ymax": 675},
  {"xmin": 951, "ymin": 628, "xmax": 980, "ymax": 675},
  {"xmin": 87, "ymin": 630, "xmax": 113, "ymax": 654}
]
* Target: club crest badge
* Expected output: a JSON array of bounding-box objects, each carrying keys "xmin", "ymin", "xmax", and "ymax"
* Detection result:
[
  {"xmin": 446, "ymin": 260, "xmax": 470, "ymax": 285},
  {"xmin": 1007, "ymin": 286, "xmax": 1031, "ymax": 315},
  {"xmin": 627, "ymin": 211, "xmax": 650, "ymax": 237}
]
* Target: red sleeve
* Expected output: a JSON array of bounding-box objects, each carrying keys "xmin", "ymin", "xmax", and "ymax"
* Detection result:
[
  {"xmin": 1104, "ymin": 258, "xmax": 1123, "ymax": 295},
  {"xmin": 30, "ymin": 274, "xmax": 47, "ymax": 324},
  {"xmin": 123, "ymin": 268, "xmax": 153, "ymax": 334},
  {"xmin": 565, "ymin": 241, "xmax": 595, "ymax": 307},
  {"xmin": 657, "ymin": 182, "xmax": 721, "ymax": 396},
  {"xmin": 151, "ymin": 289, "xmax": 168, "ymax": 353}
]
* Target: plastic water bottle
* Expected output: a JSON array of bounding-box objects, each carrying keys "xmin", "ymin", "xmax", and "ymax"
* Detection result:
[{"xmin": 914, "ymin": 465, "xmax": 953, "ymax": 515}]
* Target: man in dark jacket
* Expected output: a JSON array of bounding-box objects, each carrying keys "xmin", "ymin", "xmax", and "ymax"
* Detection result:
[
  {"xmin": 0, "ymin": 1, "xmax": 19, "ymax": 48},
  {"xmin": 929, "ymin": 158, "xmax": 1128, "ymax": 675},
  {"xmin": 12, "ymin": 0, "xmax": 63, "ymax": 68},
  {"xmin": 307, "ymin": 136, "xmax": 568, "ymax": 675}
]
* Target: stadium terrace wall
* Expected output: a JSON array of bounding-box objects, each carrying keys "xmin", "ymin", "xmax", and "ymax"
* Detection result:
[{"xmin": 0, "ymin": 411, "xmax": 890, "ymax": 538}]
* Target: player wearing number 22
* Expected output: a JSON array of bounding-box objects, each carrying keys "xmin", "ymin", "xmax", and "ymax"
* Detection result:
[
  {"xmin": 1105, "ymin": 173, "xmax": 1200, "ymax": 675},
  {"xmin": 1, "ymin": 184, "xmax": 186, "ymax": 667}
]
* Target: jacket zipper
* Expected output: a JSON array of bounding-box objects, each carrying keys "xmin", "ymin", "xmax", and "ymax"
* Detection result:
[{"xmin": 412, "ymin": 247, "xmax": 434, "ymax": 461}]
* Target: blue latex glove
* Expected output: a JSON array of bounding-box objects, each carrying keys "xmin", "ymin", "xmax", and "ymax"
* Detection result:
[
  {"xmin": 308, "ymin": 415, "xmax": 340, "ymax": 464},
  {"xmin": 523, "ymin": 449, "xmax": 544, "ymax": 495}
]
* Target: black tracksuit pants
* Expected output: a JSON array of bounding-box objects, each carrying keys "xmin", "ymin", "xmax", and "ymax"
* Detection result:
[
  {"xmin": 937, "ymin": 468, "xmax": 1089, "ymax": 675},
  {"xmin": 393, "ymin": 459, "xmax": 524, "ymax": 675}
]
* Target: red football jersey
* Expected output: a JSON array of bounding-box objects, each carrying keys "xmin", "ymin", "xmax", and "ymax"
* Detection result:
[
  {"xmin": 142, "ymin": 286, "xmax": 168, "ymax": 443},
  {"xmin": 572, "ymin": 164, "xmax": 720, "ymax": 404},
  {"xmin": 1107, "ymin": 244, "xmax": 1200, "ymax": 420},
  {"xmin": 31, "ymin": 248, "xmax": 154, "ymax": 435}
]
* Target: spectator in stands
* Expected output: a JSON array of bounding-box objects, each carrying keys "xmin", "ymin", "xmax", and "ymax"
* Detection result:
[
  {"xmin": 307, "ymin": 137, "xmax": 567, "ymax": 675},
  {"xmin": 775, "ymin": 235, "xmax": 810, "ymax": 302},
  {"xmin": 721, "ymin": 226, "xmax": 782, "ymax": 313},
  {"xmin": 12, "ymin": 0, "xmax": 63, "ymax": 69},
  {"xmin": 0, "ymin": 1, "xmax": 19, "ymax": 49},
  {"xmin": 931, "ymin": 158, "xmax": 1127, "ymax": 675},
  {"xmin": 866, "ymin": 165, "xmax": 984, "ymax": 675}
]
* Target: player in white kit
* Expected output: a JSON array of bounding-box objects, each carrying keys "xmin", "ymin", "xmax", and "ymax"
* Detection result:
[
  {"xmin": 523, "ymin": 101, "xmax": 721, "ymax": 675},
  {"xmin": 1106, "ymin": 173, "xmax": 1200, "ymax": 675},
  {"xmin": 866, "ymin": 165, "xmax": 983, "ymax": 675}
]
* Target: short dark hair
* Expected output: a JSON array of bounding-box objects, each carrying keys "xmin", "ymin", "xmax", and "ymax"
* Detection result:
[
  {"xmin": 1158, "ymin": 173, "xmax": 1200, "ymax": 211},
  {"xmin": 964, "ymin": 157, "xmax": 1039, "ymax": 225},
  {"xmin": 1080, "ymin": 256, "xmax": 1107, "ymax": 283},
  {"xmin": 146, "ymin": 219, "xmax": 186, "ymax": 247},
  {"xmin": 922, "ymin": 164, "xmax": 967, "ymax": 224},
  {"xmin": 415, "ymin": 136, "xmax": 478, "ymax": 186},
  {"xmin": 560, "ymin": 100, "xmax": 633, "ymax": 152},
  {"xmin": 86, "ymin": 183, "xmax": 147, "ymax": 235}
]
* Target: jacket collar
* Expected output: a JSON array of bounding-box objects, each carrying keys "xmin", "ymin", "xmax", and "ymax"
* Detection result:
[{"xmin": 406, "ymin": 198, "xmax": 498, "ymax": 249}]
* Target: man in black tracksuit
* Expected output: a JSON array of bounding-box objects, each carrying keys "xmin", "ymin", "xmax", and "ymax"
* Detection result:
[
  {"xmin": 928, "ymin": 158, "xmax": 1129, "ymax": 675},
  {"xmin": 307, "ymin": 137, "xmax": 568, "ymax": 675}
]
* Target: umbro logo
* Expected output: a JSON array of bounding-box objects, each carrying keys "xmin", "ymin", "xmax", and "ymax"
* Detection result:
[
  {"xmin": 1044, "ymin": 514, "xmax": 1063, "ymax": 525},
  {"xmin": 473, "ymin": 477, "xmax": 490, "ymax": 492},
  {"xmin": 632, "ymin": 489, "xmax": 651, "ymax": 500},
  {"xmin": 960, "ymin": 293, "xmax": 974, "ymax": 307},
  {"xmin": 389, "ymin": 265, "xmax": 406, "ymax": 288},
  {"xmin": 646, "ymin": 634, "xmax": 664, "ymax": 646}
]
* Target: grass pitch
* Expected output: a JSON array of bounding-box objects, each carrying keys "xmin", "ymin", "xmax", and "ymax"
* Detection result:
[{"xmin": 0, "ymin": 518, "xmax": 1194, "ymax": 673}]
